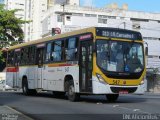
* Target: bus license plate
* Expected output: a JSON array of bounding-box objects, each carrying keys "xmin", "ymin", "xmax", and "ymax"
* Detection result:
[{"xmin": 119, "ymin": 91, "xmax": 128, "ymax": 94}]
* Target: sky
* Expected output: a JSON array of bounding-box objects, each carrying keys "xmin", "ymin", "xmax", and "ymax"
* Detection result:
[{"xmin": 80, "ymin": 0, "xmax": 160, "ymax": 13}]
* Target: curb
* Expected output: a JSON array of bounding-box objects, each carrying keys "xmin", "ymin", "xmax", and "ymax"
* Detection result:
[
  {"xmin": 144, "ymin": 92, "xmax": 160, "ymax": 96},
  {"xmin": 1, "ymin": 106, "xmax": 34, "ymax": 120}
]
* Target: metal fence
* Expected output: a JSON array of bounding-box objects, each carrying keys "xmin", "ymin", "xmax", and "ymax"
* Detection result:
[{"xmin": 146, "ymin": 68, "xmax": 160, "ymax": 93}]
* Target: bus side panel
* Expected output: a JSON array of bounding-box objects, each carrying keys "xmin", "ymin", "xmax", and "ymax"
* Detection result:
[
  {"xmin": 6, "ymin": 72, "xmax": 14, "ymax": 88},
  {"xmin": 45, "ymin": 66, "xmax": 64, "ymax": 91},
  {"xmin": 27, "ymin": 66, "xmax": 37, "ymax": 89},
  {"xmin": 6, "ymin": 68, "xmax": 19, "ymax": 88},
  {"xmin": 19, "ymin": 66, "xmax": 38, "ymax": 89},
  {"xmin": 45, "ymin": 65, "xmax": 79, "ymax": 92}
]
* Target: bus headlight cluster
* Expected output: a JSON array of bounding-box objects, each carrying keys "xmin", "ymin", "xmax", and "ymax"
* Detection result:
[
  {"xmin": 140, "ymin": 77, "xmax": 145, "ymax": 85},
  {"xmin": 96, "ymin": 73, "xmax": 107, "ymax": 84}
]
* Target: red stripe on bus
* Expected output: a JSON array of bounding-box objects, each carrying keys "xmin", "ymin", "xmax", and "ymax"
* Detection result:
[{"xmin": 7, "ymin": 67, "xmax": 19, "ymax": 72}]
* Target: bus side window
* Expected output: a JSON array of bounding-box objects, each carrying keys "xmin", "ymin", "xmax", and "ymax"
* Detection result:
[
  {"xmin": 20, "ymin": 48, "xmax": 24, "ymax": 65},
  {"xmin": 7, "ymin": 51, "xmax": 14, "ymax": 67},
  {"xmin": 45, "ymin": 43, "xmax": 52, "ymax": 62},
  {"xmin": 14, "ymin": 51, "xmax": 21, "ymax": 66},
  {"xmin": 51, "ymin": 41, "xmax": 63, "ymax": 62},
  {"xmin": 66, "ymin": 37, "xmax": 77, "ymax": 61},
  {"xmin": 28, "ymin": 46, "xmax": 35, "ymax": 65},
  {"xmin": 20, "ymin": 48, "xmax": 28, "ymax": 65}
]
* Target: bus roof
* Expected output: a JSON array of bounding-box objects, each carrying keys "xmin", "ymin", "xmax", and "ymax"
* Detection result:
[
  {"xmin": 8, "ymin": 27, "xmax": 142, "ymax": 51},
  {"xmin": 8, "ymin": 27, "xmax": 96, "ymax": 51}
]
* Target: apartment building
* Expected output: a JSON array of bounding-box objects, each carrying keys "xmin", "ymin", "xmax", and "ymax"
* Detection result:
[{"xmin": 5, "ymin": 0, "xmax": 48, "ymax": 41}]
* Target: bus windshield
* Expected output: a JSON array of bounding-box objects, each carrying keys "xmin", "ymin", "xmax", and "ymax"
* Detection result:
[{"xmin": 96, "ymin": 40, "xmax": 144, "ymax": 73}]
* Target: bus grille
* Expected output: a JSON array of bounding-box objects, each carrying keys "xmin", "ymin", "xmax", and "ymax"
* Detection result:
[{"xmin": 110, "ymin": 87, "xmax": 137, "ymax": 93}]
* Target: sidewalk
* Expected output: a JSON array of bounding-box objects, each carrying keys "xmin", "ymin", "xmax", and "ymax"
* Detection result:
[
  {"xmin": 0, "ymin": 106, "xmax": 33, "ymax": 120},
  {"xmin": 144, "ymin": 91, "xmax": 160, "ymax": 96}
]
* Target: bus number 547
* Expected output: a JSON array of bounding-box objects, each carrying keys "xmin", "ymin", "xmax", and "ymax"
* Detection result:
[{"xmin": 113, "ymin": 80, "xmax": 120, "ymax": 85}]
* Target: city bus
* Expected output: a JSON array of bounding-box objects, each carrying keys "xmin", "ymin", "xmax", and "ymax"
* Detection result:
[{"xmin": 6, "ymin": 27, "xmax": 146, "ymax": 102}]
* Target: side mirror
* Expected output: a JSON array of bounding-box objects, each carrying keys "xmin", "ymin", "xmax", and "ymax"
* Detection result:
[{"xmin": 145, "ymin": 47, "xmax": 148, "ymax": 56}]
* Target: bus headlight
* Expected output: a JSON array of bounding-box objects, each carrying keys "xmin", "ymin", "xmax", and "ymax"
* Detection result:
[
  {"xmin": 96, "ymin": 73, "xmax": 107, "ymax": 84},
  {"xmin": 140, "ymin": 77, "xmax": 145, "ymax": 85}
]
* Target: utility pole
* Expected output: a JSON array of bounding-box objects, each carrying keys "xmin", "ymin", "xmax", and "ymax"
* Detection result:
[
  {"xmin": 124, "ymin": 22, "xmax": 126, "ymax": 29},
  {"xmin": 61, "ymin": 3, "xmax": 65, "ymax": 25},
  {"xmin": 118, "ymin": 22, "xmax": 126, "ymax": 29}
]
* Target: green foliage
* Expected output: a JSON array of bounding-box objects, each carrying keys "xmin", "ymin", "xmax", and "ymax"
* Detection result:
[
  {"xmin": 0, "ymin": 51, "xmax": 4, "ymax": 63},
  {"xmin": 0, "ymin": 4, "xmax": 30, "ymax": 63},
  {"xmin": 0, "ymin": 4, "xmax": 29, "ymax": 49}
]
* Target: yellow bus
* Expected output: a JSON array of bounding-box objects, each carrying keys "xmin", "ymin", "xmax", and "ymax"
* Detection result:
[{"xmin": 6, "ymin": 27, "xmax": 146, "ymax": 102}]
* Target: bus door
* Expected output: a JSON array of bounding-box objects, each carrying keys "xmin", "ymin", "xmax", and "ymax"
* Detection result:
[
  {"xmin": 79, "ymin": 39, "xmax": 93, "ymax": 92},
  {"xmin": 36, "ymin": 44, "xmax": 45, "ymax": 88},
  {"xmin": 13, "ymin": 49, "xmax": 21, "ymax": 88}
]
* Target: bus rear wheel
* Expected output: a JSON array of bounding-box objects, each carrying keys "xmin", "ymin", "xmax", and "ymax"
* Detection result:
[
  {"xmin": 52, "ymin": 91, "xmax": 65, "ymax": 97},
  {"xmin": 66, "ymin": 81, "xmax": 79, "ymax": 102},
  {"xmin": 22, "ymin": 78, "xmax": 30, "ymax": 95},
  {"xmin": 106, "ymin": 94, "xmax": 119, "ymax": 102}
]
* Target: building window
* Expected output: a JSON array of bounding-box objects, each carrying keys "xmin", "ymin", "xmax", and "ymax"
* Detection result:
[
  {"xmin": 85, "ymin": 14, "xmax": 97, "ymax": 17},
  {"xmin": 72, "ymin": 13, "xmax": 83, "ymax": 16},
  {"xmin": 120, "ymin": 17, "xmax": 125, "ymax": 20},
  {"xmin": 57, "ymin": 14, "xmax": 63, "ymax": 22},
  {"xmin": 98, "ymin": 15, "xmax": 108, "ymax": 18},
  {"xmin": 131, "ymin": 18, "xmax": 149, "ymax": 22},
  {"xmin": 132, "ymin": 23, "xmax": 140, "ymax": 29},
  {"xmin": 98, "ymin": 18, "xmax": 107, "ymax": 24},
  {"xmin": 66, "ymin": 16, "xmax": 71, "ymax": 21},
  {"xmin": 143, "ymin": 37, "xmax": 159, "ymax": 41},
  {"xmin": 98, "ymin": 15, "xmax": 116, "ymax": 19}
]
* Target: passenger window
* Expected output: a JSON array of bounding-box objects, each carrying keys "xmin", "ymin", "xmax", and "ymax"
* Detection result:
[
  {"xmin": 7, "ymin": 51, "xmax": 14, "ymax": 66},
  {"xmin": 46, "ymin": 43, "xmax": 52, "ymax": 62},
  {"xmin": 27, "ymin": 46, "xmax": 35, "ymax": 65},
  {"xmin": 66, "ymin": 38, "xmax": 77, "ymax": 60},
  {"xmin": 52, "ymin": 41, "xmax": 63, "ymax": 61}
]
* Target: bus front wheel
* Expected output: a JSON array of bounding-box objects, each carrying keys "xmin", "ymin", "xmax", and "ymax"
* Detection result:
[
  {"xmin": 66, "ymin": 80, "xmax": 79, "ymax": 102},
  {"xmin": 22, "ymin": 78, "xmax": 37, "ymax": 95},
  {"xmin": 106, "ymin": 94, "xmax": 119, "ymax": 102}
]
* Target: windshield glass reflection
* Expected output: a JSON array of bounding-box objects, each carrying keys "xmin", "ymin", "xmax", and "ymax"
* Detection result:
[{"xmin": 96, "ymin": 40, "xmax": 144, "ymax": 73}]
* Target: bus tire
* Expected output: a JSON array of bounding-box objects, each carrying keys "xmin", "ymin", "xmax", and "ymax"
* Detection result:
[
  {"xmin": 66, "ymin": 80, "xmax": 79, "ymax": 102},
  {"xmin": 52, "ymin": 91, "xmax": 65, "ymax": 97},
  {"xmin": 106, "ymin": 94, "xmax": 119, "ymax": 102},
  {"xmin": 30, "ymin": 89, "xmax": 37, "ymax": 95},
  {"xmin": 22, "ymin": 78, "xmax": 30, "ymax": 95},
  {"xmin": 22, "ymin": 78, "xmax": 37, "ymax": 95}
]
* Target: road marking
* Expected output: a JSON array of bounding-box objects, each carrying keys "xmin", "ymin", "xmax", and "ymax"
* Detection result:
[
  {"xmin": 4, "ymin": 106, "xmax": 34, "ymax": 120},
  {"xmin": 112, "ymin": 105, "xmax": 152, "ymax": 114},
  {"xmin": 113, "ymin": 105, "xmax": 119, "ymax": 107},
  {"xmin": 96, "ymin": 102, "xmax": 103, "ymax": 105},
  {"xmin": 133, "ymin": 109, "xmax": 140, "ymax": 112}
]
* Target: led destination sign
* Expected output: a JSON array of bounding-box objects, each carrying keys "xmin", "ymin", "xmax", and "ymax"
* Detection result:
[{"xmin": 96, "ymin": 28, "xmax": 142, "ymax": 40}]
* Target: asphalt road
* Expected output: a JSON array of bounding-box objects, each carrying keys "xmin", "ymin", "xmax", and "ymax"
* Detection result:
[{"xmin": 0, "ymin": 91, "xmax": 160, "ymax": 120}]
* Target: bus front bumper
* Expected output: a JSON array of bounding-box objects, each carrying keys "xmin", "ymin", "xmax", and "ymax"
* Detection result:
[{"xmin": 92, "ymin": 77, "xmax": 145, "ymax": 94}]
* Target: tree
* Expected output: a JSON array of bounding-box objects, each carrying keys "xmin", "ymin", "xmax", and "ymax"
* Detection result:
[
  {"xmin": 0, "ymin": 4, "xmax": 30, "ymax": 67},
  {"xmin": 0, "ymin": 4, "xmax": 29, "ymax": 48}
]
